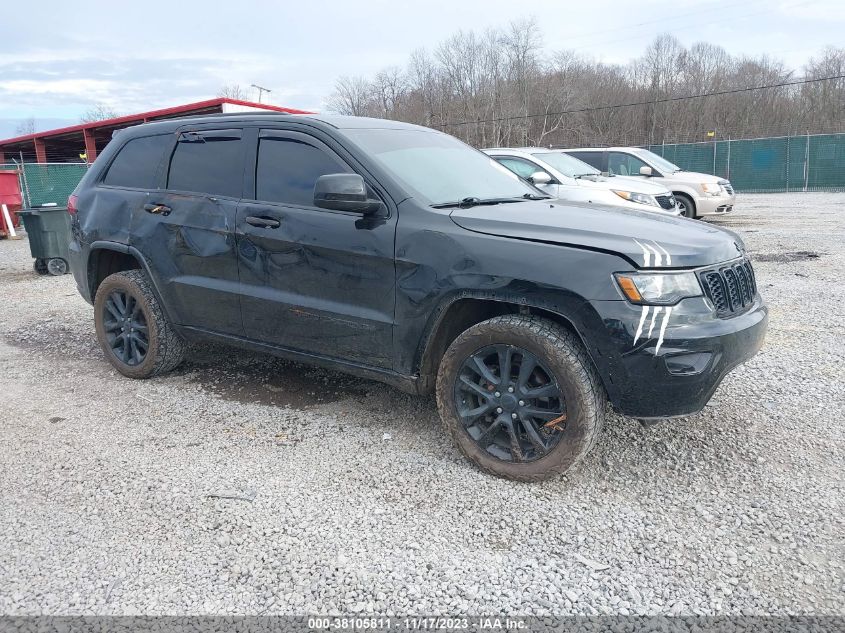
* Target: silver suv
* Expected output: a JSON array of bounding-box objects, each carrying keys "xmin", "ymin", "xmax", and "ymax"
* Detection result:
[{"xmin": 563, "ymin": 147, "xmax": 736, "ymax": 219}]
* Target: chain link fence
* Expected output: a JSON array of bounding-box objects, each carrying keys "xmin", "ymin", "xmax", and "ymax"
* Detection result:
[
  {"xmin": 3, "ymin": 133, "xmax": 845, "ymax": 203},
  {"xmin": 0, "ymin": 163, "xmax": 90, "ymax": 208},
  {"xmin": 645, "ymin": 132, "xmax": 845, "ymax": 193}
]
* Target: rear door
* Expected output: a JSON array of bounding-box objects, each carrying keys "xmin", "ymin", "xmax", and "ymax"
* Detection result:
[
  {"xmin": 235, "ymin": 128, "xmax": 396, "ymax": 368},
  {"xmin": 129, "ymin": 128, "xmax": 246, "ymax": 336}
]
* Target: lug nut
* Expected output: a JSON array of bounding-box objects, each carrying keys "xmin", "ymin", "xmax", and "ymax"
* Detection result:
[
  {"xmin": 511, "ymin": 413, "xmax": 518, "ymax": 419},
  {"xmin": 519, "ymin": 400, "xmax": 525, "ymax": 406},
  {"xmin": 496, "ymin": 407, "xmax": 503, "ymax": 414},
  {"xmin": 494, "ymin": 391, "xmax": 501, "ymax": 397},
  {"xmin": 508, "ymin": 387, "xmax": 514, "ymax": 393}
]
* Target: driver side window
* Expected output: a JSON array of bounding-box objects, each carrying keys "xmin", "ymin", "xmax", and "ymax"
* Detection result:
[
  {"xmin": 495, "ymin": 157, "xmax": 545, "ymax": 180},
  {"xmin": 608, "ymin": 152, "xmax": 648, "ymax": 177},
  {"xmin": 255, "ymin": 135, "xmax": 352, "ymax": 207}
]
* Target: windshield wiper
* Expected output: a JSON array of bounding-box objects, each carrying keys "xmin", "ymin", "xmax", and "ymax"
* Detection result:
[
  {"xmin": 431, "ymin": 196, "xmax": 528, "ymax": 209},
  {"xmin": 573, "ymin": 173, "xmax": 598, "ymax": 179},
  {"xmin": 523, "ymin": 193, "xmax": 551, "ymax": 200}
]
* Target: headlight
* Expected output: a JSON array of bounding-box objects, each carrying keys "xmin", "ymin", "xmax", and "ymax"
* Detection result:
[
  {"xmin": 615, "ymin": 272, "xmax": 703, "ymax": 305},
  {"xmin": 612, "ymin": 190, "xmax": 658, "ymax": 206},
  {"xmin": 701, "ymin": 183, "xmax": 722, "ymax": 196}
]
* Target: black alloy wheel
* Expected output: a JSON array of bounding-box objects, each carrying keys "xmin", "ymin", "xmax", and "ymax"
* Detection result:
[
  {"xmin": 102, "ymin": 289, "xmax": 149, "ymax": 366},
  {"xmin": 454, "ymin": 344, "xmax": 566, "ymax": 463}
]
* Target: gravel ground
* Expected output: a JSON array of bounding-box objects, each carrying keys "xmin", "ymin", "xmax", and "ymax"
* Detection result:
[{"xmin": 0, "ymin": 193, "xmax": 843, "ymax": 617}]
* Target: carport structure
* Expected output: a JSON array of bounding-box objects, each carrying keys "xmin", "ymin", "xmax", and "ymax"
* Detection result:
[{"xmin": 0, "ymin": 98, "xmax": 311, "ymax": 164}]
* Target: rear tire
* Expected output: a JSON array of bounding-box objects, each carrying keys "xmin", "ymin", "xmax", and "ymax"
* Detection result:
[
  {"xmin": 436, "ymin": 315, "xmax": 606, "ymax": 482},
  {"xmin": 94, "ymin": 270, "xmax": 186, "ymax": 379},
  {"xmin": 676, "ymin": 193, "xmax": 696, "ymax": 219}
]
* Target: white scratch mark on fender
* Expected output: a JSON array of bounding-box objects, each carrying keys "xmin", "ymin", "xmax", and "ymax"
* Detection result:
[
  {"xmin": 648, "ymin": 243, "xmax": 663, "ymax": 267},
  {"xmin": 633, "ymin": 305, "xmax": 650, "ymax": 345},
  {"xmin": 633, "ymin": 239, "xmax": 651, "ymax": 267},
  {"xmin": 647, "ymin": 306, "xmax": 662, "ymax": 338},
  {"xmin": 655, "ymin": 307, "xmax": 673, "ymax": 354},
  {"xmin": 654, "ymin": 242, "xmax": 672, "ymax": 266}
]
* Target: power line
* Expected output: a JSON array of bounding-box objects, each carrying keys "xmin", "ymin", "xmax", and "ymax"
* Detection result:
[{"xmin": 436, "ymin": 73, "xmax": 845, "ymax": 129}]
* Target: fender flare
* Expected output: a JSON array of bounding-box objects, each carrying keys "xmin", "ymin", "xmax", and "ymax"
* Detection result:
[{"xmin": 87, "ymin": 241, "xmax": 178, "ymax": 327}]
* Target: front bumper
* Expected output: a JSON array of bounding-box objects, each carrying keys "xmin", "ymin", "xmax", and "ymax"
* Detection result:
[
  {"xmin": 695, "ymin": 192, "xmax": 736, "ymax": 215},
  {"xmin": 584, "ymin": 295, "xmax": 768, "ymax": 418}
]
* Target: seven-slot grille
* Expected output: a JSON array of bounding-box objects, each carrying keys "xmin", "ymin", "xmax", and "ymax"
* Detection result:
[
  {"xmin": 655, "ymin": 194, "xmax": 676, "ymax": 210},
  {"xmin": 699, "ymin": 259, "xmax": 757, "ymax": 317}
]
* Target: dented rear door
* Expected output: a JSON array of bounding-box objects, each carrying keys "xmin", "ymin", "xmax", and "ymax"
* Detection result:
[{"xmin": 129, "ymin": 128, "xmax": 246, "ymax": 335}]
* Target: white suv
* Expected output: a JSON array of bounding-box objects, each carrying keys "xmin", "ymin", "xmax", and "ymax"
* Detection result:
[
  {"xmin": 563, "ymin": 147, "xmax": 736, "ymax": 219},
  {"xmin": 483, "ymin": 148, "xmax": 680, "ymax": 216}
]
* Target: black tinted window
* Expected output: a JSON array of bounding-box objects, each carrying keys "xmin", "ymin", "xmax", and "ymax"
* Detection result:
[
  {"xmin": 256, "ymin": 137, "xmax": 350, "ymax": 206},
  {"xmin": 103, "ymin": 135, "xmax": 169, "ymax": 189},
  {"xmin": 568, "ymin": 151, "xmax": 602, "ymax": 170},
  {"xmin": 167, "ymin": 130, "xmax": 243, "ymax": 198}
]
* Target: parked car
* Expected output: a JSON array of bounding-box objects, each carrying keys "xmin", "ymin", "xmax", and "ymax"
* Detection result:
[
  {"xmin": 484, "ymin": 147, "xmax": 680, "ymax": 215},
  {"xmin": 563, "ymin": 147, "xmax": 736, "ymax": 219},
  {"xmin": 68, "ymin": 114, "xmax": 767, "ymax": 481}
]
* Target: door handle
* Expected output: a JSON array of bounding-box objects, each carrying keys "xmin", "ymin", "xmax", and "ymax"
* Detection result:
[
  {"xmin": 143, "ymin": 203, "xmax": 171, "ymax": 216},
  {"xmin": 245, "ymin": 215, "xmax": 281, "ymax": 229}
]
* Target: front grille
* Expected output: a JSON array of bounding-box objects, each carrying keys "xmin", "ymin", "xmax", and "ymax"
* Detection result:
[
  {"xmin": 656, "ymin": 194, "xmax": 676, "ymax": 210},
  {"xmin": 699, "ymin": 259, "xmax": 757, "ymax": 317},
  {"xmin": 719, "ymin": 181, "xmax": 734, "ymax": 195}
]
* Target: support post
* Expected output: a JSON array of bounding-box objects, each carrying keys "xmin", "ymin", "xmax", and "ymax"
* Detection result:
[
  {"xmin": 83, "ymin": 129, "xmax": 97, "ymax": 163},
  {"xmin": 34, "ymin": 138, "xmax": 47, "ymax": 163}
]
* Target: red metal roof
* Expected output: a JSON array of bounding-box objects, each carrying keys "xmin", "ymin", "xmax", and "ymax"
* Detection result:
[{"xmin": 0, "ymin": 98, "xmax": 313, "ymax": 145}]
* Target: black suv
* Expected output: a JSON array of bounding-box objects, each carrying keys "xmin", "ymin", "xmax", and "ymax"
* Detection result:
[{"xmin": 68, "ymin": 114, "xmax": 768, "ymax": 481}]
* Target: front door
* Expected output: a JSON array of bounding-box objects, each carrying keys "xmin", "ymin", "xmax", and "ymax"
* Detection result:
[
  {"xmin": 129, "ymin": 128, "xmax": 246, "ymax": 336},
  {"xmin": 236, "ymin": 129, "xmax": 396, "ymax": 369}
]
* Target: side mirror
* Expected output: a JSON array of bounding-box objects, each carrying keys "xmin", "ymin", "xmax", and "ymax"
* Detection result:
[
  {"xmin": 639, "ymin": 166, "xmax": 653, "ymax": 177},
  {"xmin": 314, "ymin": 173, "xmax": 383, "ymax": 214},
  {"xmin": 528, "ymin": 171, "xmax": 552, "ymax": 185}
]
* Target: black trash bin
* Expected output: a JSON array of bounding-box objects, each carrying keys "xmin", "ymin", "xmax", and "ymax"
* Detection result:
[{"xmin": 16, "ymin": 205, "xmax": 71, "ymax": 276}]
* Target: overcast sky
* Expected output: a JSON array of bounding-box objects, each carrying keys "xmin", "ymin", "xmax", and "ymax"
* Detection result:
[{"xmin": 1, "ymin": 0, "xmax": 843, "ymax": 138}]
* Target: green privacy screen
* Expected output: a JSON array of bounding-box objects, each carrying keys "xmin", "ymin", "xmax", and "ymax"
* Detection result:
[
  {"xmin": 7, "ymin": 134, "xmax": 845, "ymax": 202},
  {"xmin": 645, "ymin": 133, "xmax": 845, "ymax": 193},
  {"xmin": 19, "ymin": 163, "xmax": 89, "ymax": 208}
]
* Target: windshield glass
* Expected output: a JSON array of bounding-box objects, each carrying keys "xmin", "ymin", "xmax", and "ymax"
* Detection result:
[
  {"xmin": 531, "ymin": 151, "xmax": 600, "ymax": 177},
  {"xmin": 343, "ymin": 128, "xmax": 536, "ymax": 205},
  {"xmin": 632, "ymin": 148, "xmax": 681, "ymax": 173}
]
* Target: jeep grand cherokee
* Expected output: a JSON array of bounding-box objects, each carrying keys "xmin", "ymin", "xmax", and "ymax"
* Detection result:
[{"xmin": 67, "ymin": 114, "xmax": 767, "ymax": 481}]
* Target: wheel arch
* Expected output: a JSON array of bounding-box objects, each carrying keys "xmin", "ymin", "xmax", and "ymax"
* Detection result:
[
  {"xmin": 86, "ymin": 243, "xmax": 175, "ymax": 326},
  {"xmin": 414, "ymin": 294, "xmax": 609, "ymax": 398}
]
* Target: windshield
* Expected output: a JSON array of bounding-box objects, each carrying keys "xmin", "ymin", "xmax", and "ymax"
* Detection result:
[
  {"xmin": 343, "ymin": 128, "xmax": 537, "ymax": 205},
  {"xmin": 632, "ymin": 149, "xmax": 681, "ymax": 174},
  {"xmin": 531, "ymin": 151, "xmax": 600, "ymax": 177}
]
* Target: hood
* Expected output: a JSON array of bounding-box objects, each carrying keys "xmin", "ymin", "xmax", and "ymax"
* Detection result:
[
  {"xmin": 580, "ymin": 174, "xmax": 672, "ymax": 195},
  {"xmin": 450, "ymin": 199, "xmax": 744, "ymax": 268}
]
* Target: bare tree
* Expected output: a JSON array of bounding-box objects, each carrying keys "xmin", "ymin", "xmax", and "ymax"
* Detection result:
[
  {"xmin": 325, "ymin": 23, "xmax": 845, "ymax": 147},
  {"xmin": 80, "ymin": 104, "xmax": 120, "ymax": 123},
  {"xmin": 218, "ymin": 84, "xmax": 248, "ymax": 100},
  {"xmin": 325, "ymin": 76, "xmax": 374, "ymax": 116},
  {"xmin": 15, "ymin": 117, "xmax": 36, "ymax": 136}
]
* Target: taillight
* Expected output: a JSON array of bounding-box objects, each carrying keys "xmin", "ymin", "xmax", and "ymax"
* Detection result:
[{"xmin": 67, "ymin": 194, "xmax": 78, "ymax": 215}]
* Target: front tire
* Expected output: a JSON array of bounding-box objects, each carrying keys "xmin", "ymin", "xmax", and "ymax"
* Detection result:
[
  {"xmin": 94, "ymin": 270, "xmax": 186, "ymax": 379},
  {"xmin": 676, "ymin": 193, "xmax": 696, "ymax": 219},
  {"xmin": 436, "ymin": 315, "xmax": 606, "ymax": 482}
]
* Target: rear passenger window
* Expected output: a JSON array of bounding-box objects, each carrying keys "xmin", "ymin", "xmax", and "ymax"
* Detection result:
[
  {"xmin": 103, "ymin": 134, "xmax": 169, "ymax": 189},
  {"xmin": 167, "ymin": 130, "xmax": 243, "ymax": 198},
  {"xmin": 256, "ymin": 137, "xmax": 350, "ymax": 206}
]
